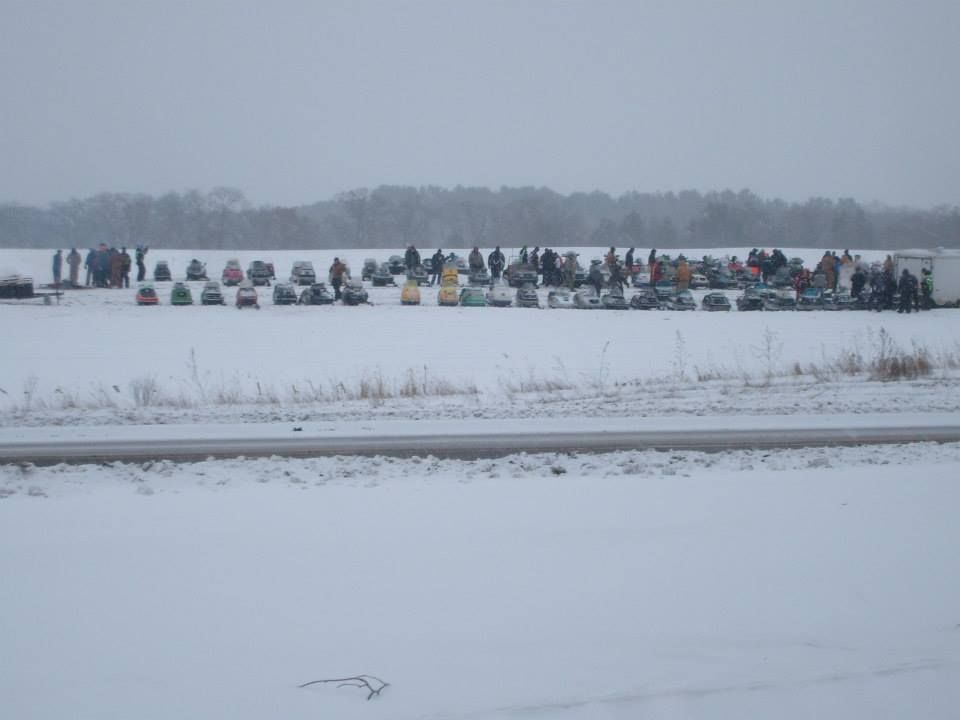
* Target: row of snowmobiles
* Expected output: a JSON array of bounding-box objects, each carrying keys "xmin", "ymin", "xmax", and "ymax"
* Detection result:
[
  {"xmin": 136, "ymin": 281, "xmax": 260, "ymax": 308},
  {"xmin": 539, "ymin": 286, "xmax": 734, "ymax": 311},
  {"xmin": 283, "ymin": 280, "xmax": 369, "ymax": 306},
  {"xmin": 735, "ymin": 283, "xmax": 875, "ymax": 311}
]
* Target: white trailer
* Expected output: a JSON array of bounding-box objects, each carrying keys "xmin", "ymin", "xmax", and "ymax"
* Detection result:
[{"xmin": 894, "ymin": 248, "xmax": 960, "ymax": 307}]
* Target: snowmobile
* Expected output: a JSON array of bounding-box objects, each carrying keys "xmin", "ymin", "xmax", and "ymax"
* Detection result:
[
  {"xmin": 770, "ymin": 266, "xmax": 793, "ymax": 288},
  {"xmin": 707, "ymin": 268, "xmax": 737, "ymax": 289},
  {"xmin": 831, "ymin": 290, "xmax": 856, "ymax": 310},
  {"xmin": 689, "ymin": 273, "xmax": 709, "ymax": 289},
  {"xmin": 589, "ymin": 259, "xmax": 612, "ymax": 286},
  {"xmin": 797, "ymin": 287, "xmax": 824, "ymax": 310},
  {"xmin": 438, "ymin": 265, "xmax": 461, "ymax": 306},
  {"xmin": 764, "ymin": 290, "xmax": 797, "ymax": 311},
  {"xmin": 200, "ymin": 281, "xmax": 226, "ymax": 305},
  {"xmin": 701, "ymin": 291, "xmax": 732, "ymax": 311},
  {"xmin": 372, "ymin": 263, "xmax": 396, "ymax": 287},
  {"xmin": 459, "ymin": 286, "xmax": 487, "ymax": 307},
  {"xmin": 387, "ymin": 255, "xmax": 406, "ymax": 274},
  {"xmin": 407, "ymin": 264, "xmax": 430, "ymax": 286},
  {"xmin": 235, "ymin": 284, "xmax": 260, "ymax": 309},
  {"xmin": 401, "ymin": 278, "xmax": 421, "ymax": 305},
  {"xmin": 820, "ymin": 290, "xmax": 843, "ymax": 311},
  {"xmin": 629, "ymin": 288, "xmax": 660, "ymax": 310},
  {"xmin": 361, "ymin": 258, "xmax": 378, "ymax": 281},
  {"xmin": 600, "ymin": 288, "xmax": 629, "ymax": 310},
  {"xmin": 246, "ymin": 260, "xmax": 272, "ymax": 286},
  {"xmin": 547, "ymin": 288, "xmax": 575, "ymax": 309},
  {"xmin": 135, "ymin": 284, "xmax": 159, "ymax": 305},
  {"xmin": 170, "ymin": 282, "xmax": 193, "ymax": 305},
  {"xmin": 506, "ymin": 262, "xmax": 538, "ymax": 288},
  {"xmin": 467, "ymin": 267, "xmax": 491, "ymax": 287},
  {"xmin": 486, "ymin": 282, "xmax": 513, "ymax": 307},
  {"xmin": 516, "ymin": 283, "xmax": 541, "ymax": 308},
  {"xmin": 654, "ymin": 280, "xmax": 675, "ymax": 304},
  {"xmin": 186, "ymin": 259, "xmax": 208, "ymax": 281},
  {"xmin": 445, "ymin": 253, "xmax": 469, "ymax": 274},
  {"xmin": 736, "ymin": 285, "xmax": 766, "ymax": 311},
  {"xmin": 573, "ymin": 288, "xmax": 602, "ymax": 309},
  {"xmin": 299, "ymin": 283, "xmax": 334, "ymax": 305},
  {"xmin": 272, "ymin": 283, "xmax": 299, "ymax": 305},
  {"xmin": 221, "ymin": 259, "xmax": 244, "ymax": 286},
  {"xmin": 153, "ymin": 261, "xmax": 172, "ymax": 282},
  {"xmin": 665, "ymin": 289, "xmax": 696, "ymax": 311},
  {"xmin": 341, "ymin": 279, "xmax": 370, "ymax": 305},
  {"xmin": 438, "ymin": 284, "xmax": 460, "ymax": 306},
  {"xmin": 289, "ymin": 261, "xmax": 316, "ymax": 286}
]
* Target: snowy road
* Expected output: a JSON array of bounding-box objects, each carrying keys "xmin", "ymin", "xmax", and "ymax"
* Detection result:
[{"xmin": 3, "ymin": 413, "xmax": 960, "ymax": 463}]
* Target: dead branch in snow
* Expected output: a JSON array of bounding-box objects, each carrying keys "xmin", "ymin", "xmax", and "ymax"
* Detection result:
[{"xmin": 298, "ymin": 674, "xmax": 389, "ymax": 700}]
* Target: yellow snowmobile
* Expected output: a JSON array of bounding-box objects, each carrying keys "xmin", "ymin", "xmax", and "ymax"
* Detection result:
[
  {"xmin": 401, "ymin": 278, "xmax": 421, "ymax": 305},
  {"xmin": 437, "ymin": 264, "xmax": 460, "ymax": 306}
]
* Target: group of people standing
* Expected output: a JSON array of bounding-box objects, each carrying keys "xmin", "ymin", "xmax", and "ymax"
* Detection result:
[{"xmin": 51, "ymin": 246, "xmax": 143, "ymax": 288}]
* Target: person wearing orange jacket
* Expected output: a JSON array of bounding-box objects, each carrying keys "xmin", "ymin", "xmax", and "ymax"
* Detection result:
[{"xmin": 676, "ymin": 260, "xmax": 691, "ymax": 291}]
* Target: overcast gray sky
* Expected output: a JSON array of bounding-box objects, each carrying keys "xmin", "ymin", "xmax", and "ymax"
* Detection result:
[{"xmin": 2, "ymin": 0, "xmax": 957, "ymax": 207}]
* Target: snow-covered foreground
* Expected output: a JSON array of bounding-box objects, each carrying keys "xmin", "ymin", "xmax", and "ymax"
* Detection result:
[{"xmin": 2, "ymin": 444, "xmax": 959, "ymax": 719}]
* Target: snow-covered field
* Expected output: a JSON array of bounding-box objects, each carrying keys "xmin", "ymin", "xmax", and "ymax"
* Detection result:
[
  {"xmin": 4, "ymin": 246, "xmax": 959, "ymax": 718},
  {"xmin": 2, "ymin": 248, "xmax": 958, "ymax": 426},
  {"xmin": 3, "ymin": 443, "xmax": 959, "ymax": 719}
]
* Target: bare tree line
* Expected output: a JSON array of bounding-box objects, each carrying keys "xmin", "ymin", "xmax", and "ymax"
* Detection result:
[{"xmin": 1, "ymin": 185, "xmax": 957, "ymax": 250}]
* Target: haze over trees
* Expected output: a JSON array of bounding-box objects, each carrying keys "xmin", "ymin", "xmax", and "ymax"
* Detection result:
[{"xmin": 0, "ymin": 186, "xmax": 957, "ymax": 251}]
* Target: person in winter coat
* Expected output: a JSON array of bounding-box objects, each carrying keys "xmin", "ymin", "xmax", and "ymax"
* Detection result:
[
  {"xmin": 851, "ymin": 267, "xmax": 867, "ymax": 299},
  {"xmin": 605, "ymin": 247, "xmax": 617, "ymax": 267},
  {"xmin": 329, "ymin": 257, "xmax": 348, "ymax": 299},
  {"xmin": 84, "ymin": 248, "xmax": 96, "ymax": 286},
  {"xmin": 109, "ymin": 248, "xmax": 123, "ymax": 288},
  {"xmin": 650, "ymin": 260, "xmax": 662, "ymax": 286},
  {"xmin": 588, "ymin": 263, "xmax": 604, "ymax": 296},
  {"xmin": 530, "ymin": 247, "xmax": 540, "ymax": 273},
  {"xmin": 921, "ymin": 268, "xmax": 934, "ymax": 309},
  {"xmin": 609, "ymin": 262, "xmax": 624, "ymax": 294},
  {"xmin": 897, "ymin": 269, "xmax": 917, "ymax": 314},
  {"xmin": 518, "ymin": 245, "xmax": 528, "ymax": 265},
  {"xmin": 624, "ymin": 248, "xmax": 635, "ymax": 275},
  {"xmin": 96, "ymin": 246, "xmax": 110, "ymax": 287},
  {"xmin": 404, "ymin": 245, "xmax": 420, "ymax": 271},
  {"xmin": 430, "ymin": 249, "xmax": 444, "ymax": 285},
  {"xmin": 869, "ymin": 270, "xmax": 885, "ymax": 311},
  {"xmin": 563, "ymin": 252, "xmax": 578, "ymax": 289},
  {"xmin": 468, "ymin": 247, "xmax": 484, "ymax": 271},
  {"xmin": 818, "ymin": 253, "xmax": 835, "ymax": 291},
  {"xmin": 540, "ymin": 248, "xmax": 553, "ymax": 285},
  {"xmin": 793, "ymin": 268, "xmax": 810, "ymax": 299},
  {"xmin": 66, "ymin": 248, "xmax": 81, "ymax": 286},
  {"xmin": 52, "ymin": 250, "xmax": 63, "ymax": 286},
  {"xmin": 648, "ymin": 248, "xmax": 657, "ymax": 269},
  {"xmin": 135, "ymin": 246, "xmax": 148, "ymax": 281},
  {"xmin": 488, "ymin": 246, "xmax": 505, "ymax": 280},
  {"xmin": 119, "ymin": 248, "xmax": 132, "ymax": 288},
  {"xmin": 675, "ymin": 260, "xmax": 691, "ymax": 291}
]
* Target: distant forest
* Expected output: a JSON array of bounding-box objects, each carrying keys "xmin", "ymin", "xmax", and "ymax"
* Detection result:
[{"xmin": 1, "ymin": 185, "xmax": 958, "ymax": 251}]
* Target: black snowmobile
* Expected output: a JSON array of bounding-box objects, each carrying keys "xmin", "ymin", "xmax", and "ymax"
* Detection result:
[{"xmin": 186, "ymin": 259, "xmax": 208, "ymax": 281}]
